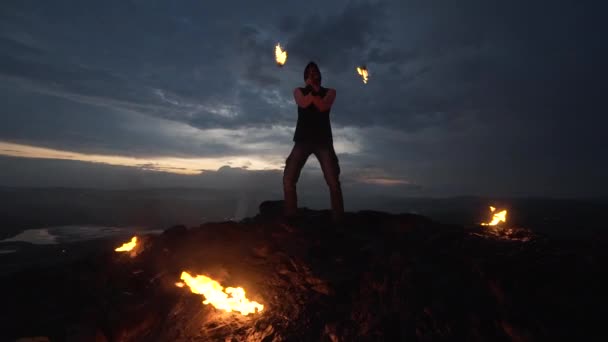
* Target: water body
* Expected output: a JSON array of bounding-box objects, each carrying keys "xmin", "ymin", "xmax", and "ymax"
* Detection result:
[
  {"xmin": 0, "ymin": 225, "xmax": 163, "ymax": 274},
  {"xmin": 0, "ymin": 225, "xmax": 164, "ymax": 247}
]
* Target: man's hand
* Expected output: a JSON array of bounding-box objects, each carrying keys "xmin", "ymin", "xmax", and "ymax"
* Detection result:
[
  {"xmin": 304, "ymin": 92, "xmax": 314, "ymax": 103},
  {"xmin": 311, "ymin": 89, "xmax": 336, "ymax": 112},
  {"xmin": 294, "ymin": 87, "xmax": 315, "ymax": 108}
]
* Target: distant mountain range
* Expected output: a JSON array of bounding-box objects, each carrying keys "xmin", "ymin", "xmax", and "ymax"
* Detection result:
[
  {"xmin": 1, "ymin": 187, "xmax": 606, "ymax": 240},
  {"xmin": 0, "ymin": 187, "xmax": 276, "ymax": 239}
]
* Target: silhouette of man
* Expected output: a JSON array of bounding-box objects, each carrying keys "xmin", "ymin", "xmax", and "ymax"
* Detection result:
[{"xmin": 283, "ymin": 61, "xmax": 344, "ymax": 223}]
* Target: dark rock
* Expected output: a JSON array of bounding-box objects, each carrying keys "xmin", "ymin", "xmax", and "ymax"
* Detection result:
[
  {"xmin": 258, "ymin": 200, "xmax": 284, "ymax": 218},
  {"xmin": 162, "ymin": 224, "xmax": 188, "ymax": 237},
  {"xmin": 0, "ymin": 201, "xmax": 605, "ymax": 341}
]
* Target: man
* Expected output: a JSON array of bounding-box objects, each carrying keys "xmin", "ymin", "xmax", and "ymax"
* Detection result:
[{"xmin": 283, "ymin": 61, "xmax": 344, "ymax": 223}]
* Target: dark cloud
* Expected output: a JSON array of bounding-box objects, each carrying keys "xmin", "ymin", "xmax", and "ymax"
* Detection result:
[
  {"xmin": 0, "ymin": 0, "xmax": 605, "ymax": 197},
  {"xmin": 236, "ymin": 25, "xmax": 282, "ymax": 87},
  {"xmin": 283, "ymin": 0, "xmax": 391, "ymax": 74},
  {"xmin": 0, "ymin": 35, "xmax": 45, "ymax": 56},
  {"xmin": 277, "ymin": 15, "xmax": 300, "ymax": 34},
  {"xmin": 0, "ymin": 86, "xmax": 248, "ymax": 158}
]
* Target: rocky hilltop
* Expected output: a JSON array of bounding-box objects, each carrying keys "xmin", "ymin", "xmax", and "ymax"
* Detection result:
[{"xmin": 2, "ymin": 200, "xmax": 606, "ymax": 341}]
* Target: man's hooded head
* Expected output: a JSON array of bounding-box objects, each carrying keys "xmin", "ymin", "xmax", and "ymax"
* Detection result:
[{"xmin": 304, "ymin": 61, "xmax": 322, "ymax": 85}]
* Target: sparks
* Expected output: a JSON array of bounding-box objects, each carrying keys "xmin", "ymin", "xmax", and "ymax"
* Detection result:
[
  {"xmin": 275, "ymin": 43, "xmax": 287, "ymax": 66},
  {"xmin": 356, "ymin": 66, "xmax": 369, "ymax": 84}
]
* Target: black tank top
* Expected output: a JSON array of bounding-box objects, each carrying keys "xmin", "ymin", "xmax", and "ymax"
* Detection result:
[{"xmin": 293, "ymin": 86, "xmax": 333, "ymax": 143}]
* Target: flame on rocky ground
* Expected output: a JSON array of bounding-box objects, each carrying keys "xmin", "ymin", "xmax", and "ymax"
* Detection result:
[
  {"xmin": 481, "ymin": 206, "xmax": 507, "ymax": 226},
  {"xmin": 114, "ymin": 236, "xmax": 137, "ymax": 252},
  {"xmin": 474, "ymin": 206, "xmax": 533, "ymax": 242},
  {"xmin": 176, "ymin": 271, "xmax": 264, "ymax": 316},
  {"xmin": 356, "ymin": 66, "xmax": 369, "ymax": 84},
  {"xmin": 275, "ymin": 43, "xmax": 287, "ymax": 66}
]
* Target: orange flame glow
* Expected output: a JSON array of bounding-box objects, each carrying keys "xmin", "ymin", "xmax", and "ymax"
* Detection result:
[
  {"xmin": 177, "ymin": 271, "xmax": 264, "ymax": 316},
  {"xmin": 275, "ymin": 43, "xmax": 287, "ymax": 66},
  {"xmin": 356, "ymin": 66, "xmax": 369, "ymax": 84},
  {"xmin": 114, "ymin": 236, "xmax": 137, "ymax": 252},
  {"xmin": 481, "ymin": 206, "xmax": 507, "ymax": 226}
]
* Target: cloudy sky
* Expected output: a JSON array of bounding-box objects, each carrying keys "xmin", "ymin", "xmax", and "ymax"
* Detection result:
[{"xmin": 0, "ymin": 0, "xmax": 605, "ymax": 198}]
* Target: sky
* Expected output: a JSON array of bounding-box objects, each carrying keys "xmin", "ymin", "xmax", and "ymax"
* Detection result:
[{"xmin": 0, "ymin": 0, "xmax": 606, "ymax": 198}]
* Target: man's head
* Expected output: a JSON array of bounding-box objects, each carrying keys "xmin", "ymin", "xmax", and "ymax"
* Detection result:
[{"xmin": 304, "ymin": 61, "xmax": 322, "ymax": 86}]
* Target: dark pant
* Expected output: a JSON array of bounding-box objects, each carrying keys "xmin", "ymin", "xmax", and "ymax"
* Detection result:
[{"xmin": 283, "ymin": 141, "xmax": 344, "ymax": 221}]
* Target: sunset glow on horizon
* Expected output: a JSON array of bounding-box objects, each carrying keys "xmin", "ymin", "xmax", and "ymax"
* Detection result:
[
  {"xmin": 356, "ymin": 177, "xmax": 411, "ymax": 186},
  {"xmin": 0, "ymin": 141, "xmax": 282, "ymax": 175}
]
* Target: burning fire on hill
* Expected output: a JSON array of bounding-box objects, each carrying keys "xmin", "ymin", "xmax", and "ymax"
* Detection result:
[
  {"xmin": 114, "ymin": 236, "xmax": 142, "ymax": 257},
  {"xmin": 473, "ymin": 206, "xmax": 535, "ymax": 242}
]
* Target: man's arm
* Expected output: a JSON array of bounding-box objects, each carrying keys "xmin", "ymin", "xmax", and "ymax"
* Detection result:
[
  {"xmin": 311, "ymin": 88, "xmax": 336, "ymax": 112},
  {"xmin": 294, "ymin": 87, "xmax": 314, "ymax": 108}
]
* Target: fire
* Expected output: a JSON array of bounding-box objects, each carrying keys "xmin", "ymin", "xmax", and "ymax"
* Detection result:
[
  {"xmin": 481, "ymin": 206, "xmax": 508, "ymax": 226},
  {"xmin": 115, "ymin": 236, "xmax": 137, "ymax": 252},
  {"xmin": 177, "ymin": 271, "xmax": 264, "ymax": 316},
  {"xmin": 356, "ymin": 66, "xmax": 369, "ymax": 84},
  {"xmin": 275, "ymin": 43, "xmax": 287, "ymax": 66}
]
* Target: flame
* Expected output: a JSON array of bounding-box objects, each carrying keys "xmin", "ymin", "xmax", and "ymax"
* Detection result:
[
  {"xmin": 177, "ymin": 271, "xmax": 264, "ymax": 316},
  {"xmin": 356, "ymin": 66, "xmax": 369, "ymax": 84},
  {"xmin": 275, "ymin": 43, "xmax": 287, "ymax": 66},
  {"xmin": 115, "ymin": 236, "xmax": 137, "ymax": 252},
  {"xmin": 481, "ymin": 206, "xmax": 507, "ymax": 226}
]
